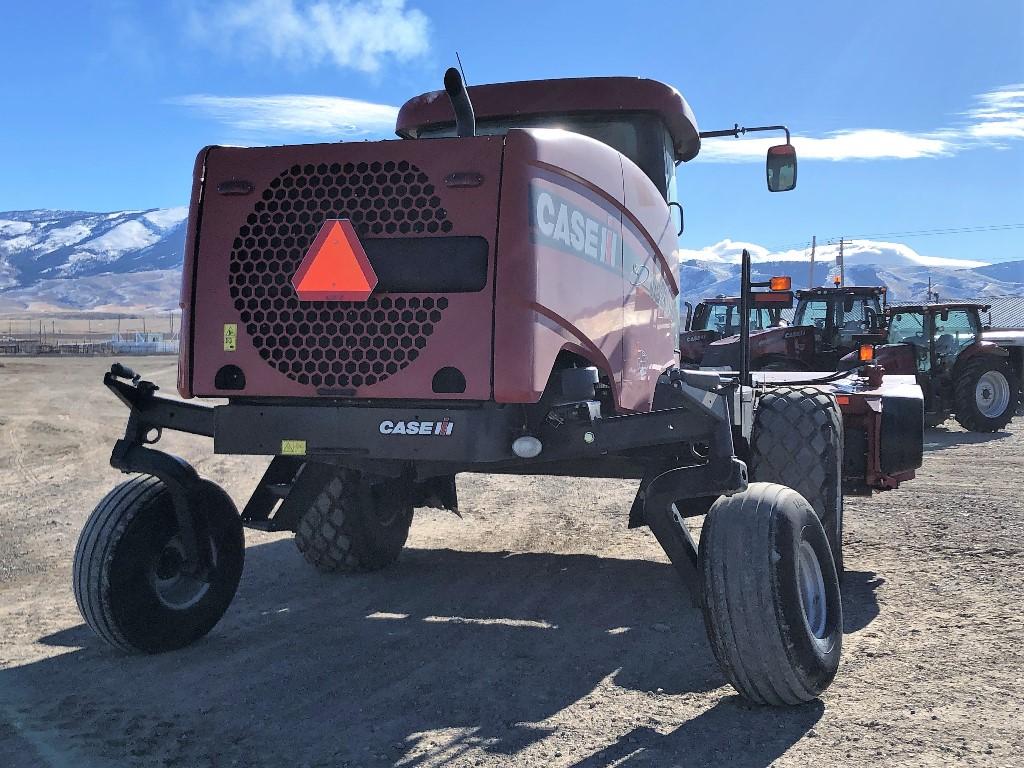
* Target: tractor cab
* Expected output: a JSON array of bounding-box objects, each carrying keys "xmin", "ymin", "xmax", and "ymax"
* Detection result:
[
  {"xmin": 883, "ymin": 303, "xmax": 986, "ymax": 374},
  {"xmin": 794, "ymin": 285, "xmax": 887, "ymax": 366},
  {"xmin": 680, "ymin": 290, "xmax": 793, "ymax": 365},
  {"xmin": 688, "ymin": 294, "xmax": 790, "ymax": 335}
]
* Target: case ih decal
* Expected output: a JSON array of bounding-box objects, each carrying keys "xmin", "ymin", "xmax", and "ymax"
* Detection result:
[
  {"xmin": 378, "ymin": 418, "xmax": 455, "ymax": 435},
  {"xmin": 529, "ymin": 177, "xmax": 676, "ymax": 323},
  {"xmin": 531, "ymin": 181, "xmax": 620, "ymax": 270}
]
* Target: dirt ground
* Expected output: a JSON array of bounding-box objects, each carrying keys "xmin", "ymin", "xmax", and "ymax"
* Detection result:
[{"xmin": 1, "ymin": 356, "xmax": 1021, "ymax": 767}]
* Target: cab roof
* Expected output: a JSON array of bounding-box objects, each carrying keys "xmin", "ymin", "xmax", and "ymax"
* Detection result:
[
  {"xmin": 796, "ymin": 286, "xmax": 886, "ymax": 298},
  {"xmin": 396, "ymin": 77, "xmax": 701, "ymax": 162},
  {"xmin": 701, "ymin": 292, "xmax": 793, "ymax": 306},
  {"xmin": 887, "ymin": 302, "xmax": 991, "ymax": 314}
]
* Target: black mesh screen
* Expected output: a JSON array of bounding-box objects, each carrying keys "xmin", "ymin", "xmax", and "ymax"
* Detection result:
[{"xmin": 228, "ymin": 160, "xmax": 454, "ymax": 389}]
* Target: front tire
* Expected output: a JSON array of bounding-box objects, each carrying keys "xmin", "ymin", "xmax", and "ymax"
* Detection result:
[
  {"xmin": 73, "ymin": 476, "xmax": 244, "ymax": 653},
  {"xmin": 699, "ymin": 482, "xmax": 843, "ymax": 706},
  {"xmin": 295, "ymin": 475, "xmax": 413, "ymax": 573},
  {"xmin": 749, "ymin": 386, "xmax": 845, "ymax": 575},
  {"xmin": 954, "ymin": 357, "xmax": 1019, "ymax": 432}
]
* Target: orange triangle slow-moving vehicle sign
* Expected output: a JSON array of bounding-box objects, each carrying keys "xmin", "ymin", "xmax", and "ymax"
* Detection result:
[{"xmin": 292, "ymin": 219, "xmax": 377, "ymax": 301}]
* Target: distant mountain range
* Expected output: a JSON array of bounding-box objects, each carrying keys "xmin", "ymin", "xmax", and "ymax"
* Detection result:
[
  {"xmin": 675, "ymin": 239, "xmax": 1023, "ymax": 309},
  {"xmin": 0, "ymin": 208, "xmax": 186, "ymax": 312},
  {"xmin": 0, "ymin": 209, "xmax": 1021, "ymax": 313}
]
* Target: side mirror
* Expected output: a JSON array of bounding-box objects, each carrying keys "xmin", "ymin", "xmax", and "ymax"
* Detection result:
[{"xmin": 766, "ymin": 144, "xmax": 797, "ymax": 192}]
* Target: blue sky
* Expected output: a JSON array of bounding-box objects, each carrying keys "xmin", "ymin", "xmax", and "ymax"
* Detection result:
[{"xmin": 2, "ymin": 1, "xmax": 1022, "ymax": 263}]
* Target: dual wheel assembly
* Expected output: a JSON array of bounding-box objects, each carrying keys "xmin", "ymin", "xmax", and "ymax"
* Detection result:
[{"xmin": 73, "ymin": 388, "xmax": 844, "ymax": 706}]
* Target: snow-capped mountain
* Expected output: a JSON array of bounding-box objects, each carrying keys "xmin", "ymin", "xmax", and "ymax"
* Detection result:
[
  {"xmin": 677, "ymin": 239, "xmax": 1024, "ymax": 310},
  {"xmin": 0, "ymin": 211, "xmax": 1020, "ymax": 313},
  {"xmin": 0, "ymin": 207, "xmax": 186, "ymax": 311}
]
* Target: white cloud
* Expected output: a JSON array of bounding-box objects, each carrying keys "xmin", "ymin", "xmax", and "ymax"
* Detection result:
[
  {"xmin": 699, "ymin": 84, "xmax": 1024, "ymax": 162},
  {"xmin": 185, "ymin": 0, "xmax": 429, "ymax": 74},
  {"xmin": 699, "ymin": 129, "xmax": 956, "ymax": 162},
  {"xmin": 171, "ymin": 94, "xmax": 399, "ymax": 139},
  {"xmin": 962, "ymin": 84, "xmax": 1024, "ymax": 141}
]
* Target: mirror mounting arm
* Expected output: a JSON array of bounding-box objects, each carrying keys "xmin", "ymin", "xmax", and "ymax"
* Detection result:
[{"xmin": 699, "ymin": 124, "xmax": 791, "ymax": 144}]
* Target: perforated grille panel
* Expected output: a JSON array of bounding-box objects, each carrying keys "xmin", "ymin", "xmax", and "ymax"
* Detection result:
[{"xmin": 228, "ymin": 160, "xmax": 453, "ymax": 389}]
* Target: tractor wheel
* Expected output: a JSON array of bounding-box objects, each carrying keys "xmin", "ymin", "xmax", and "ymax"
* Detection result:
[
  {"xmin": 295, "ymin": 475, "xmax": 413, "ymax": 573},
  {"xmin": 73, "ymin": 476, "xmax": 244, "ymax": 653},
  {"xmin": 953, "ymin": 357, "xmax": 1019, "ymax": 432},
  {"xmin": 699, "ymin": 482, "xmax": 842, "ymax": 706},
  {"xmin": 749, "ymin": 386, "xmax": 845, "ymax": 575}
]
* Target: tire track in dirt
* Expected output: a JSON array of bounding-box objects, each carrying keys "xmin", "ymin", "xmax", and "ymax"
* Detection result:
[{"xmin": 7, "ymin": 424, "xmax": 40, "ymax": 486}]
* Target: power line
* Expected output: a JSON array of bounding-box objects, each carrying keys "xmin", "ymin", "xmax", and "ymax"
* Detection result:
[{"xmin": 767, "ymin": 223, "xmax": 1024, "ymax": 252}]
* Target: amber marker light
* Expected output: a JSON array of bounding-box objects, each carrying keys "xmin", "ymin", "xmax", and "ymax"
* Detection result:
[
  {"xmin": 859, "ymin": 344, "xmax": 875, "ymax": 362},
  {"xmin": 769, "ymin": 276, "xmax": 792, "ymax": 291}
]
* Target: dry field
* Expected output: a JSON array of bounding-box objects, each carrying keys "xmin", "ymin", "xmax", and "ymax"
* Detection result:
[{"xmin": 1, "ymin": 356, "xmax": 1022, "ymax": 767}]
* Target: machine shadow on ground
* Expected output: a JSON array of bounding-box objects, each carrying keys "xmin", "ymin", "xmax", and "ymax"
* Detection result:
[
  {"xmin": 922, "ymin": 424, "xmax": 1013, "ymax": 453},
  {"xmin": 0, "ymin": 536, "xmax": 870, "ymax": 766}
]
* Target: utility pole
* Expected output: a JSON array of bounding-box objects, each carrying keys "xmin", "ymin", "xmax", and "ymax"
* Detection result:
[
  {"xmin": 808, "ymin": 235, "xmax": 816, "ymax": 288},
  {"xmin": 835, "ymin": 237, "xmax": 852, "ymax": 287}
]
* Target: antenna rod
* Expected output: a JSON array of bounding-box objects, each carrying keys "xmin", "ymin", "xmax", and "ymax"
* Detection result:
[
  {"xmin": 739, "ymin": 249, "xmax": 752, "ymax": 388},
  {"xmin": 808, "ymin": 235, "xmax": 816, "ymax": 288}
]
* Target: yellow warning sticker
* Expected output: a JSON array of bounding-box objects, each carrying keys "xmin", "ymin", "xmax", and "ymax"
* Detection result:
[
  {"xmin": 281, "ymin": 440, "xmax": 306, "ymax": 456},
  {"xmin": 223, "ymin": 323, "xmax": 238, "ymax": 351}
]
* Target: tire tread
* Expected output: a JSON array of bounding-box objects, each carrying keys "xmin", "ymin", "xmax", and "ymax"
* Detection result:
[{"xmin": 953, "ymin": 357, "xmax": 1019, "ymax": 432}]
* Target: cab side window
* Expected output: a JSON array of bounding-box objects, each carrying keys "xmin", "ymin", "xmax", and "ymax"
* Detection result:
[
  {"xmin": 663, "ymin": 127, "xmax": 682, "ymax": 233},
  {"xmin": 888, "ymin": 312, "xmax": 925, "ymax": 344},
  {"xmin": 796, "ymin": 300, "xmax": 829, "ymax": 329},
  {"xmin": 889, "ymin": 312, "xmax": 929, "ymax": 371},
  {"xmin": 706, "ymin": 304, "xmax": 731, "ymax": 333},
  {"xmin": 933, "ymin": 310, "xmax": 976, "ymax": 357}
]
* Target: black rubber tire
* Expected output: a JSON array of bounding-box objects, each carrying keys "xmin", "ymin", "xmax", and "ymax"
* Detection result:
[
  {"xmin": 749, "ymin": 386, "xmax": 845, "ymax": 575},
  {"xmin": 953, "ymin": 357, "xmax": 1019, "ymax": 432},
  {"xmin": 295, "ymin": 475, "xmax": 413, "ymax": 573},
  {"xmin": 73, "ymin": 475, "xmax": 244, "ymax": 654},
  {"xmin": 699, "ymin": 482, "xmax": 843, "ymax": 706}
]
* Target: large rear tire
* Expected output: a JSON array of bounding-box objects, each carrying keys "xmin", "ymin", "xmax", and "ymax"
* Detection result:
[
  {"xmin": 749, "ymin": 386, "xmax": 845, "ymax": 575},
  {"xmin": 953, "ymin": 357, "xmax": 1019, "ymax": 432},
  {"xmin": 73, "ymin": 476, "xmax": 244, "ymax": 653},
  {"xmin": 700, "ymin": 482, "xmax": 843, "ymax": 706},
  {"xmin": 295, "ymin": 475, "xmax": 413, "ymax": 573}
]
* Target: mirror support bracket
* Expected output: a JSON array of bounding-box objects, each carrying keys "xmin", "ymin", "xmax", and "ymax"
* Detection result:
[{"xmin": 699, "ymin": 124, "xmax": 791, "ymax": 143}]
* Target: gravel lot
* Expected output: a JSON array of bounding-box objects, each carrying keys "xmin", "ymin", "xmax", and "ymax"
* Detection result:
[{"xmin": 1, "ymin": 356, "xmax": 1021, "ymax": 767}]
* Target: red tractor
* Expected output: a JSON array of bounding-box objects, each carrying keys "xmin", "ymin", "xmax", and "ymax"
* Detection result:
[
  {"xmin": 864, "ymin": 302, "xmax": 1022, "ymax": 431},
  {"xmin": 793, "ymin": 285, "xmax": 888, "ymax": 369},
  {"xmin": 73, "ymin": 70, "xmax": 924, "ymax": 706},
  {"xmin": 682, "ymin": 285, "xmax": 815, "ymax": 370}
]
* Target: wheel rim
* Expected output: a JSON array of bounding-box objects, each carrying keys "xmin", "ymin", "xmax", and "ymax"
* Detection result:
[
  {"xmin": 797, "ymin": 540, "xmax": 828, "ymax": 639},
  {"xmin": 150, "ymin": 536, "xmax": 215, "ymax": 610},
  {"xmin": 975, "ymin": 371, "xmax": 1010, "ymax": 418}
]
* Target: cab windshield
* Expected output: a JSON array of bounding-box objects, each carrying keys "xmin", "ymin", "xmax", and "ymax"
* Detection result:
[
  {"xmin": 417, "ymin": 112, "xmax": 673, "ymax": 196},
  {"xmin": 794, "ymin": 294, "xmax": 881, "ymax": 333},
  {"xmin": 695, "ymin": 305, "xmax": 781, "ymax": 335}
]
